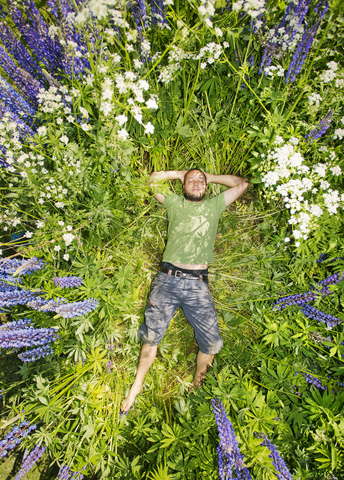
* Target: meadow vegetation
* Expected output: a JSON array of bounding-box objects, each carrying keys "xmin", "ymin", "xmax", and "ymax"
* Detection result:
[{"xmin": 0, "ymin": 0, "xmax": 344, "ymax": 478}]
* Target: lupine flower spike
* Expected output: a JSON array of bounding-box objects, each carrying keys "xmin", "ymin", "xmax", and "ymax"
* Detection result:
[
  {"xmin": 256, "ymin": 434, "xmax": 292, "ymax": 480},
  {"xmin": 211, "ymin": 398, "xmax": 252, "ymax": 480},
  {"xmin": 0, "ymin": 318, "xmax": 59, "ymax": 363},
  {"xmin": 301, "ymin": 304, "xmax": 342, "ymax": 329},
  {"xmin": 14, "ymin": 444, "xmax": 46, "ymax": 480},
  {"xmin": 272, "ymin": 270, "xmax": 344, "ymax": 310},
  {"xmin": 53, "ymin": 276, "xmax": 83, "ymax": 289},
  {"xmin": 0, "ymin": 421, "xmax": 36, "ymax": 458},
  {"xmin": 57, "ymin": 464, "xmax": 86, "ymax": 479}
]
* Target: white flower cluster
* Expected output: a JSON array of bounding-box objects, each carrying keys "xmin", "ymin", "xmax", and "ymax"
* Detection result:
[
  {"xmin": 264, "ymin": 65, "xmax": 285, "ymax": 77},
  {"xmin": 37, "ymin": 180, "xmax": 69, "ymax": 207},
  {"xmin": 158, "ymin": 47, "xmax": 193, "ymax": 83},
  {"xmin": 319, "ymin": 61, "xmax": 338, "ymax": 83},
  {"xmin": 261, "ymin": 139, "xmax": 343, "ymax": 246},
  {"xmin": 0, "ymin": 112, "xmax": 26, "ymax": 171},
  {"xmin": 232, "ymin": 0, "xmax": 265, "ymax": 19},
  {"xmin": 333, "ymin": 128, "xmax": 344, "ymax": 140},
  {"xmin": 158, "ymin": 43, "xmax": 222, "ymax": 83},
  {"xmin": 100, "ymin": 71, "xmax": 158, "ymax": 140},
  {"xmin": 308, "ymin": 92, "xmax": 322, "ymax": 108},
  {"xmin": 75, "ymin": 0, "xmax": 129, "ymax": 25},
  {"xmin": 264, "ymin": 2, "xmax": 306, "ymax": 54},
  {"xmin": 196, "ymin": 42, "xmax": 222, "ymax": 69},
  {"xmin": 0, "ymin": 208, "xmax": 22, "ymax": 230},
  {"xmin": 198, "ymin": 0, "xmax": 215, "ymax": 28},
  {"xmin": 37, "ymin": 86, "xmax": 72, "ymax": 115},
  {"xmin": 100, "ymin": 77, "xmax": 114, "ymax": 116}
]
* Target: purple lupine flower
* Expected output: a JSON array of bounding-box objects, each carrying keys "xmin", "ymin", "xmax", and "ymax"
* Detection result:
[
  {"xmin": 0, "ymin": 389, "xmax": 3, "ymax": 399},
  {"xmin": 272, "ymin": 270, "xmax": 344, "ymax": 310},
  {"xmin": 0, "ymin": 257, "xmax": 44, "ymax": 276},
  {"xmin": 211, "ymin": 398, "xmax": 252, "ymax": 480},
  {"xmin": 301, "ymin": 304, "xmax": 342, "ymax": 329},
  {"xmin": 296, "ymin": 371, "xmax": 327, "ymax": 391},
  {"xmin": 0, "ymin": 109, "xmax": 36, "ymax": 140},
  {"xmin": 257, "ymin": 433, "xmax": 292, "ymax": 480},
  {"xmin": 0, "ymin": 20, "xmax": 45, "ymax": 85},
  {"xmin": 151, "ymin": 0, "xmax": 167, "ymax": 28},
  {"xmin": 0, "ymin": 287, "xmax": 41, "ymax": 309},
  {"xmin": 0, "ymin": 45, "xmax": 41, "ymax": 107},
  {"xmin": 27, "ymin": 296, "xmax": 67, "ymax": 312},
  {"xmin": 53, "ymin": 276, "xmax": 83, "ymax": 289},
  {"xmin": 57, "ymin": 464, "xmax": 86, "ymax": 479},
  {"xmin": 54, "ymin": 299, "xmax": 99, "ymax": 319},
  {"xmin": 0, "ymin": 318, "xmax": 33, "ymax": 331},
  {"xmin": 0, "ymin": 319, "xmax": 58, "ymax": 362},
  {"xmin": 0, "ymin": 421, "xmax": 36, "ymax": 458},
  {"xmin": 14, "ymin": 443, "xmax": 46, "ymax": 480},
  {"xmin": 317, "ymin": 253, "xmax": 329, "ymax": 263},
  {"xmin": 57, "ymin": 465, "xmax": 71, "ymax": 479},
  {"xmin": 305, "ymin": 110, "xmax": 333, "ymax": 142},
  {"xmin": 314, "ymin": 0, "xmax": 329, "ymax": 19},
  {"xmin": 0, "ymin": 76, "xmax": 36, "ymax": 124},
  {"xmin": 260, "ymin": 0, "xmax": 313, "ymax": 73},
  {"xmin": 285, "ymin": 22, "xmax": 320, "ymax": 84},
  {"xmin": 0, "ymin": 320, "xmax": 59, "ymax": 349},
  {"xmin": 18, "ymin": 344, "xmax": 55, "ymax": 362},
  {"xmin": 10, "ymin": 0, "xmax": 65, "ymax": 78},
  {"xmin": 47, "ymin": 0, "xmax": 92, "ymax": 78},
  {"xmin": 131, "ymin": 0, "xmax": 149, "ymax": 32},
  {"xmin": 0, "ymin": 273, "xmax": 23, "ymax": 284},
  {"xmin": 317, "ymin": 254, "xmax": 344, "ymax": 264}
]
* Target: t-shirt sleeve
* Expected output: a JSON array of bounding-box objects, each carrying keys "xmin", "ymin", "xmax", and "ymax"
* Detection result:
[
  {"xmin": 212, "ymin": 191, "xmax": 227, "ymax": 216},
  {"xmin": 163, "ymin": 192, "xmax": 179, "ymax": 210}
]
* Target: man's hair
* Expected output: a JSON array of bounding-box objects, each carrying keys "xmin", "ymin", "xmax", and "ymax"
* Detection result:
[{"xmin": 183, "ymin": 168, "xmax": 207, "ymax": 185}]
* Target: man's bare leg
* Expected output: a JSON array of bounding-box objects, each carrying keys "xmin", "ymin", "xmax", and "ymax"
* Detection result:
[
  {"xmin": 121, "ymin": 343, "xmax": 158, "ymax": 413},
  {"xmin": 191, "ymin": 351, "xmax": 214, "ymax": 390}
]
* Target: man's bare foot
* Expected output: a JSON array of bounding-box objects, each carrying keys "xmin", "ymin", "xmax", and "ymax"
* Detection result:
[
  {"xmin": 120, "ymin": 383, "xmax": 142, "ymax": 413},
  {"xmin": 189, "ymin": 377, "xmax": 205, "ymax": 393}
]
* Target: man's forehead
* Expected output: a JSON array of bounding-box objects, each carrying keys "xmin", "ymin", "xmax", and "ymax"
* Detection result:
[{"xmin": 186, "ymin": 170, "xmax": 205, "ymax": 180}]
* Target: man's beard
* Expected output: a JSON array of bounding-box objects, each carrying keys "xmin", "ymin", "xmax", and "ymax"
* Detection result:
[{"xmin": 183, "ymin": 190, "xmax": 206, "ymax": 202}]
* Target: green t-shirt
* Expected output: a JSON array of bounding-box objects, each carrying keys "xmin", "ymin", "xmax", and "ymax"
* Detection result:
[{"xmin": 162, "ymin": 192, "xmax": 227, "ymax": 265}]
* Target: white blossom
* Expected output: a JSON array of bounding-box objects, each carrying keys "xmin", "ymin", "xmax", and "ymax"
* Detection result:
[
  {"xmin": 115, "ymin": 115, "xmax": 128, "ymax": 126},
  {"xmin": 144, "ymin": 122, "xmax": 155, "ymax": 134},
  {"xmin": 308, "ymin": 92, "xmax": 322, "ymax": 108},
  {"xmin": 146, "ymin": 97, "xmax": 158, "ymax": 109},
  {"xmin": 330, "ymin": 165, "xmax": 341, "ymax": 176},
  {"xmin": 37, "ymin": 126, "xmax": 47, "ymax": 136},
  {"xmin": 333, "ymin": 128, "xmax": 344, "ymax": 140},
  {"xmin": 117, "ymin": 128, "xmax": 129, "ymax": 140},
  {"xmin": 63, "ymin": 233, "xmax": 75, "ymax": 246}
]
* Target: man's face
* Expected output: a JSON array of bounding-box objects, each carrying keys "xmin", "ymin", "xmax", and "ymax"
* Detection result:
[{"xmin": 183, "ymin": 170, "xmax": 207, "ymax": 202}]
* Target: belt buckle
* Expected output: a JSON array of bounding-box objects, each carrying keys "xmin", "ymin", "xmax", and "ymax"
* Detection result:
[{"xmin": 175, "ymin": 270, "xmax": 182, "ymax": 278}]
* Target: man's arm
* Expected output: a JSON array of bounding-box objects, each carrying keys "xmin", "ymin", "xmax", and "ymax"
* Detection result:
[
  {"xmin": 205, "ymin": 173, "xmax": 249, "ymax": 207},
  {"xmin": 149, "ymin": 170, "xmax": 186, "ymax": 205}
]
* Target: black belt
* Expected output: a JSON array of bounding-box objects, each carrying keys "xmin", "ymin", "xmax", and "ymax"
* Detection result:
[{"xmin": 159, "ymin": 266, "xmax": 208, "ymax": 283}]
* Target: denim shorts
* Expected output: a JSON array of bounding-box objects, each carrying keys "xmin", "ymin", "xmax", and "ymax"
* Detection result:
[{"xmin": 138, "ymin": 271, "xmax": 223, "ymax": 355}]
